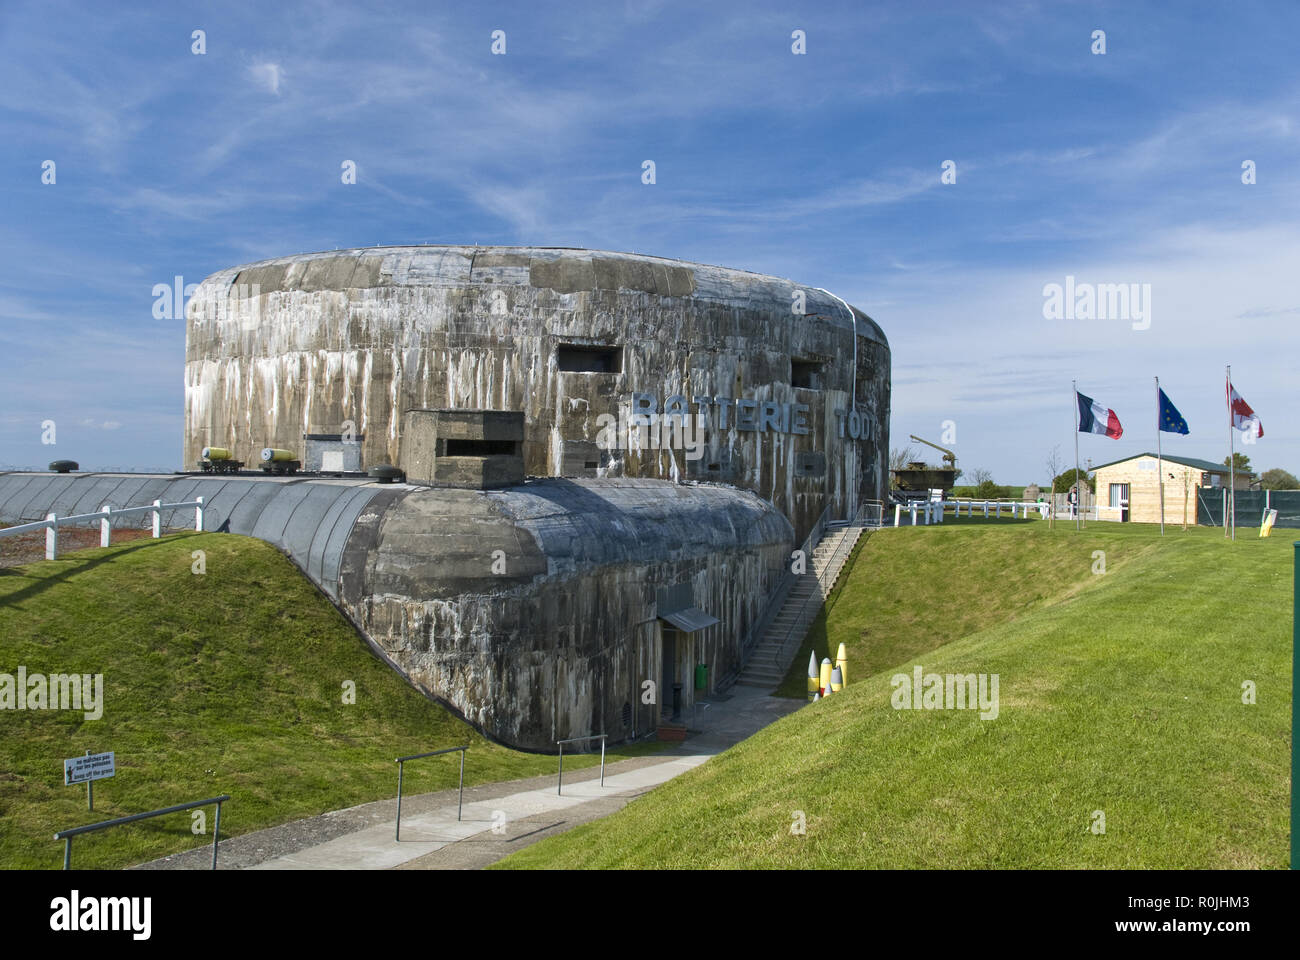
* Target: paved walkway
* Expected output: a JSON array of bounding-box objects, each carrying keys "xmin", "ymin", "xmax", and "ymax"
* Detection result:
[{"xmin": 136, "ymin": 684, "xmax": 802, "ymax": 871}]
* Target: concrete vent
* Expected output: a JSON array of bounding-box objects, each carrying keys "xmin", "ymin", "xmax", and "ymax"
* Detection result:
[{"xmin": 399, "ymin": 409, "xmax": 525, "ymax": 489}]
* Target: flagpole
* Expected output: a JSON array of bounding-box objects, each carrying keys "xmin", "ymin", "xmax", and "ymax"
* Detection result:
[
  {"xmin": 1227, "ymin": 364, "xmax": 1234, "ymax": 540},
  {"xmin": 1156, "ymin": 376, "xmax": 1165, "ymax": 536},
  {"xmin": 1073, "ymin": 380, "xmax": 1080, "ymax": 532}
]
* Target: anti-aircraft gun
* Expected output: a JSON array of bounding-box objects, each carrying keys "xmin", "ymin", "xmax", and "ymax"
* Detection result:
[{"xmin": 890, "ymin": 434, "xmax": 959, "ymax": 503}]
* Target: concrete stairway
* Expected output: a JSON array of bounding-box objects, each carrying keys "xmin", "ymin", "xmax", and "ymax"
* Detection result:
[{"xmin": 735, "ymin": 523, "xmax": 869, "ymax": 689}]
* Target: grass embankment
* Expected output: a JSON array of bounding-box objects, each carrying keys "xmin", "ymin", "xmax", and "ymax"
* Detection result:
[
  {"xmin": 498, "ymin": 521, "xmax": 1293, "ymax": 868},
  {"xmin": 0, "ymin": 533, "xmax": 649, "ymax": 869},
  {"xmin": 775, "ymin": 516, "xmax": 1158, "ymax": 697}
]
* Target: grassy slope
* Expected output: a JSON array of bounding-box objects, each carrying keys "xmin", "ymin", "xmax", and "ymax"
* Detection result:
[
  {"xmin": 498, "ymin": 522, "xmax": 1293, "ymax": 868},
  {"xmin": 776, "ymin": 516, "xmax": 1159, "ymax": 697},
  {"xmin": 0, "ymin": 533, "xmax": 645, "ymax": 869}
]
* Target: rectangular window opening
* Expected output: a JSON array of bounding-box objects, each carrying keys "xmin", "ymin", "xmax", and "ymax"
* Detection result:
[
  {"xmin": 557, "ymin": 344, "xmax": 622, "ymax": 373},
  {"xmin": 444, "ymin": 438, "xmax": 518, "ymax": 457},
  {"xmin": 791, "ymin": 359, "xmax": 823, "ymax": 390}
]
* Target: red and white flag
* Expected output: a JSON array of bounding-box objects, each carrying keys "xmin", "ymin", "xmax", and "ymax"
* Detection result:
[{"xmin": 1227, "ymin": 381, "xmax": 1263, "ymax": 438}]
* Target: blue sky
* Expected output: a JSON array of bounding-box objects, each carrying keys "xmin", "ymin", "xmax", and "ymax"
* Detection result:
[{"xmin": 1, "ymin": 0, "xmax": 1296, "ymax": 482}]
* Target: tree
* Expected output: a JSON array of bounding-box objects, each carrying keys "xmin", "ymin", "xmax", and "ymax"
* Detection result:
[
  {"xmin": 1053, "ymin": 467, "xmax": 1093, "ymax": 493},
  {"xmin": 1223, "ymin": 452, "xmax": 1252, "ymax": 473},
  {"xmin": 1045, "ymin": 445, "xmax": 1064, "ymax": 494},
  {"xmin": 969, "ymin": 467, "xmax": 993, "ymax": 487},
  {"xmin": 889, "ymin": 444, "xmax": 920, "ymax": 489},
  {"xmin": 1260, "ymin": 468, "xmax": 1300, "ymax": 490},
  {"xmin": 890, "ymin": 444, "xmax": 920, "ymax": 471}
]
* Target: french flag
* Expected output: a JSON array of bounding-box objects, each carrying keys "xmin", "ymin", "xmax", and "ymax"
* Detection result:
[{"xmin": 1077, "ymin": 391, "xmax": 1123, "ymax": 439}]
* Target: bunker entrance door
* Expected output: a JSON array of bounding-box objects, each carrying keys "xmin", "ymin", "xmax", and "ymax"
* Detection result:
[{"xmin": 661, "ymin": 627, "xmax": 677, "ymax": 722}]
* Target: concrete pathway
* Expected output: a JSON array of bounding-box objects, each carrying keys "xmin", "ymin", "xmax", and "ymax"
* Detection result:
[{"xmin": 135, "ymin": 684, "xmax": 802, "ymax": 871}]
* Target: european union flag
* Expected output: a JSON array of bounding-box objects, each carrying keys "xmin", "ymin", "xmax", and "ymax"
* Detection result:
[{"xmin": 1158, "ymin": 388, "xmax": 1189, "ymax": 435}]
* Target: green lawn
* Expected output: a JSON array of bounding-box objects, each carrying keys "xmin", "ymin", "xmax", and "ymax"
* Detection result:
[
  {"xmin": 776, "ymin": 515, "xmax": 1162, "ymax": 697},
  {"xmin": 497, "ymin": 521, "xmax": 1294, "ymax": 868},
  {"xmin": 0, "ymin": 533, "xmax": 652, "ymax": 869}
]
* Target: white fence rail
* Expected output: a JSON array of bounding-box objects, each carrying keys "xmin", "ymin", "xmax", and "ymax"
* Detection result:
[
  {"xmin": 0, "ymin": 498, "xmax": 204, "ymax": 560},
  {"xmin": 892, "ymin": 499, "xmax": 1051, "ymax": 527}
]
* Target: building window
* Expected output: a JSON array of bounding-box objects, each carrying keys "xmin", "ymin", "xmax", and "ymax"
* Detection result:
[
  {"xmin": 557, "ymin": 344, "xmax": 621, "ymax": 373},
  {"xmin": 1109, "ymin": 483, "xmax": 1129, "ymax": 507},
  {"xmin": 791, "ymin": 359, "xmax": 823, "ymax": 390}
]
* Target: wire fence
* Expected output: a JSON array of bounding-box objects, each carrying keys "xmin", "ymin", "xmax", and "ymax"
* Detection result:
[{"xmin": 1199, "ymin": 489, "xmax": 1300, "ymax": 529}]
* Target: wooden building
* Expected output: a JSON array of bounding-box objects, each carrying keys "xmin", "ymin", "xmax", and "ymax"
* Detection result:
[{"xmin": 1091, "ymin": 453, "xmax": 1253, "ymax": 525}]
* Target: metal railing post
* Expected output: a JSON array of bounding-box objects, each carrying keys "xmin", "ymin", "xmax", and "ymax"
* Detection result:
[
  {"xmin": 151, "ymin": 499, "xmax": 162, "ymax": 538},
  {"xmin": 100, "ymin": 506, "xmax": 111, "ymax": 548},
  {"xmin": 457, "ymin": 749, "xmax": 465, "ymax": 821},
  {"xmin": 555, "ymin": 735, "xmax": 607, "ymax": 795},
  {"xmin": 212, "ymin": 798, "xmax": 222, "ymax": 869},
  {"xmin": 46, "ymin": 513, "xmax": 57, "ymax": 560},
  {"xmin": 195, "ymin": 495, "xmax": 204, "ymax": 532},
  {"xmin": 1292, "ymin": 541, "xmax": 1298, "ymax": 870},
  {"xmin": 393, "ymin": 746, "xmax": 468, "ymax": 840},
  {"xmin": 395, "ymin": 760, "xmax": 405, "ymax": 840},
  {"xmin": 54, "ymin": 794, "xmax": 230, "ymax": 870}
]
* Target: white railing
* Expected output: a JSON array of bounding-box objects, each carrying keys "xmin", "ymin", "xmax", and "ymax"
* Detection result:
[
  {"xmin": 0, "ymin": 498, "xmax": 204, "ymax": 560},
  {"xmin": 892, "ymin": 499, "xmax": 1051, "ymax": 527}
]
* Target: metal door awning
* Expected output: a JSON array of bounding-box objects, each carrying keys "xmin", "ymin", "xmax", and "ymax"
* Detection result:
[
  {"xmin": 656, "ymin": 583, "xmax": 719, "ymax": 633},
  {"xmin": 660, "ymin": 607, "xmax": 719, "ymax": 633}
]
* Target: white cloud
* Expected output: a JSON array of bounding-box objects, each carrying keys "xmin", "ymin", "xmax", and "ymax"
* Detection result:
[{"xmin": 249, "ymin": 62, "xmax": 284, "ymax": 95}]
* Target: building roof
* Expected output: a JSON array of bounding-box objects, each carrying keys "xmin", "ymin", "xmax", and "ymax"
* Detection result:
[
  {"xmin": 192, "ymin": 246, "xmax": 887, "ymax": 345},
  {"xmin": 1090, "ymin": 452, "xmax": 1252, "ymax": 476}
]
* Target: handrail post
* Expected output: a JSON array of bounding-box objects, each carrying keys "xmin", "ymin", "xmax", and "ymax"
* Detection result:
[
  {"xmin": 152, "ymin": 499, "xmax": 162, "ymax": 538},
  {"xmin": 391, "ymin": 746, "xmax": 469, "ymax": 839},
  {"xmin": 600, "ymin": 736, "xmax": 606, "ymax": 787},
  {"xmin": 211, "ymin": 798, "xmax": 222, "ymax": 869},
  {"xmin": 195, "ymin": 495, "xmax": 204, "ymax": 532},
  {"xmin": 557, "ymin": 742, "xmax": 563, "ymax": 796},
  {"xmin": 46, "ymin": 513, "xmax": 57, "ymax": 560},
  {"xmin": 457, "ymin": 749, "xmax": 465, "ymax": 821},
  {"xmin": 395, "ymin": 760, "xmax": 404, "ymax": 840},
  {"xmin": 100, "ymin": 505, "xmax": 112, "ymax": 548},
  {"xmin": 54, "ymin": 794, "xmax": 230, "ymax": 869}
]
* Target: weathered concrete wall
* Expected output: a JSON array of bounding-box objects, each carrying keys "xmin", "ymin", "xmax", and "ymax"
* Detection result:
[
  {"xmin": 336, "ymin": 477, "xmax": 793, "ymax": 749},
  {"xmin": 1, "ymin": 471, "xmax": 792, "ymax": 751},
  {"xmin": 184, "ymin": 246, "xmax": 890, "ymax": 541}
]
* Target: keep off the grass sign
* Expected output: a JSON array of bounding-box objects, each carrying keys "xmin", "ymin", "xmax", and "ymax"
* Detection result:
[{"xmin": 64, "ymin": 751, "xmax": 114, "ymax": 785}]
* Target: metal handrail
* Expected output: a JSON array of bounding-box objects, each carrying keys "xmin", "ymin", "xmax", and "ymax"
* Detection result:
[
  {"xmin": 395, "ymin": 746, "xmax": 467, "ymax": 840},
  {"xmin": 738, "ymin": 503, "xmax": 832, "ymax": 665},
  {"xmin": 53, "ymin": 794, "xmax": 230, "ymax": 870},
  {"xmin": 556, "ymin": 734, "xmax": 606, "ymax": 795},
  {"xmin": 772, "ymin": 518, "xmax": 869, "ymax": 664}
]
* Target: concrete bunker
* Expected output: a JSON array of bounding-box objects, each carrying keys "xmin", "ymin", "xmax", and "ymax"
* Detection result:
[{"xmin": 179, "ymin": 246, "xmax": 890, "ymax": 750}]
